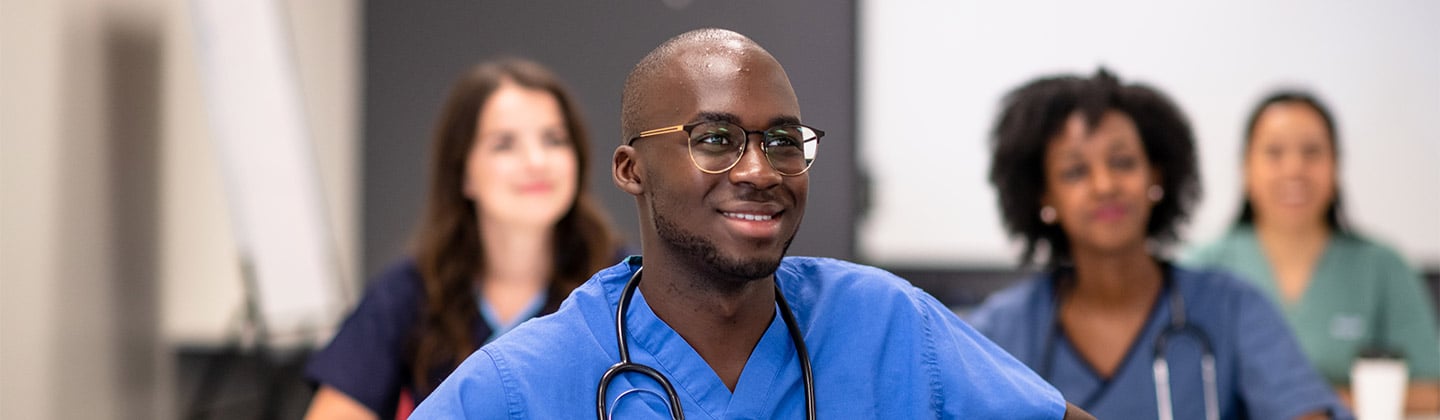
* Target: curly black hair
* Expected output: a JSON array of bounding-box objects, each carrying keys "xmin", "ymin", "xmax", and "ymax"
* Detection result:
[
  {"xmin": 988, "ymin": 68, "xmax": 1201, "ymax": 268},
  {"xmin": 1234, "ymin": 89, "xmax": 1348, "ymax": 233}
]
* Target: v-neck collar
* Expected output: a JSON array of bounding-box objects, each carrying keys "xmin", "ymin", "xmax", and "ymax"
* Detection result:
[
  {"xmin": 1235, "ymin": 227, "xmax": 1336, "ymax": 312},
  {"xmin": 1040, "ymin": 266, "xmax": 1176, "ymax": 409},
  {"xmin": 626, "ymin": 286, "xmax": 797, "ymax": 418}
]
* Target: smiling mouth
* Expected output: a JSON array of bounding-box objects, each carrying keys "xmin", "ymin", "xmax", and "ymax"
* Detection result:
[
  {"xmin": 1092, "ymin": 205, "xmax": 1127, "ymax": 222},
  {"xmin": 517, "ymin": 183, "xmax": 553, "ymax": 194},
  {"xmin": 722, "ymin": 212, "xmax": 775, "ymax": 221}
]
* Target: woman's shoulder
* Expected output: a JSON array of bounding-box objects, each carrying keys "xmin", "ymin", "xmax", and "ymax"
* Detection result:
[
  {"xmin": 352, "ymin": 258, "xmax": 427, "ymax": 314},
  {"xmin": 978, "ymin": 274, "xmax": 1050, "ymax": 310},
  {"xmin": 1170, "ymin": 264, "xmax": 1273, "ymax": 309},
  {"xmin": 967, "ymin": 274, "xmax": 1051, "ymax": 331},
  {"xmin": 1182, "ymin": 226, "xmax": 1257, "ymax": 265},
  {"xmin": 1330, "ymin": 232, "xmax": 1414, "ymax": 269}
]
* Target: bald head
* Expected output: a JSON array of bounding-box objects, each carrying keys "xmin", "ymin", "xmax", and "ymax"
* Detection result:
[{"xmin": 620, "ymin": 28, "xmax": 793, "ymax": 142}]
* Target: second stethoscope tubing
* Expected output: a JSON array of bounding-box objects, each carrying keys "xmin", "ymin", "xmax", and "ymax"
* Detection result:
[
  {"xmin": 1152, "ymin": 280, "xmax": 1219, "ymax": 420},
  {"xmin": 1043, "ymin": 266, "xmax": 1219, "ymax": 420}
]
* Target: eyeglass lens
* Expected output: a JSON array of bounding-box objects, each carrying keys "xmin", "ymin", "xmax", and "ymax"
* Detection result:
[{"xmin": 687, "ymin": 121, "xmax": 818, "ymax": 175}]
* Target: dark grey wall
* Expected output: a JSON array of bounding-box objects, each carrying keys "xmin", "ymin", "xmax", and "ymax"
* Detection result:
[{"xmin": 363, "ymin": 1, "xmax": 857, "ymax": 278}]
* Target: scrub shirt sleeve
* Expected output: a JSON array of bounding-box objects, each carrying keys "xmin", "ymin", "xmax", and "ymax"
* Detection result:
[
  {"xmin": 1231, "ymin": 284, "xmax": 1349, "ymax": 419},
  {"xmin": 410, "ymin": 349, "xmax": 514, "ymax": 419},
  {"xmin": 913, "ymin": 289, "xmax": 1066, "ymax": 419},
  {"xmin": 1179, "ymin": 240, "xmax": 1222, "ymax": 267},
  {"xmin": 1373, "ymin": 250, "xmax": 1440, "ymax": 379},
  {"xmin": 304, "ymin": 264, "xmax": 420, "ymax": 417}
]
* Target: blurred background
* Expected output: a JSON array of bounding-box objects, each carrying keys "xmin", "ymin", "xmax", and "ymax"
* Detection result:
[{"xmin": 1, "ymin": 0, "xmax": 1435, "ymax": 418}]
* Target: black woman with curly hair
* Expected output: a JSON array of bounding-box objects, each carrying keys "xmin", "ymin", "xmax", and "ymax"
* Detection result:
[{"xmin": 968, "ymin": 69, "xmax": 1347, "ymax": 420}]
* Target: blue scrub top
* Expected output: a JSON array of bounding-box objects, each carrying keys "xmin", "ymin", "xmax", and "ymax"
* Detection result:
[
  {"xmin": 968, "ymin": 264, "xmax": 1350, "ymax": 420},
  {"xmin": 412, "ymin": 256, "xmax": 1067, "ymax": 419}
]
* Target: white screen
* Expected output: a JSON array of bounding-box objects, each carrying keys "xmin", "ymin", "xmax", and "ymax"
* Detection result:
[
  {"xmin": 859, "ymin": 0, "xmax": 1440, "ymax": 268},
  {"xmin": 190, "ymin": 0, "xmax": 345, "ymax": 343}
]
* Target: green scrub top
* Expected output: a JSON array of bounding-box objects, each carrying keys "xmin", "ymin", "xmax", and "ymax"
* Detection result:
[{"xmin": 1185, "ymin": 226, "xmax": 1440, "ymax": 384}]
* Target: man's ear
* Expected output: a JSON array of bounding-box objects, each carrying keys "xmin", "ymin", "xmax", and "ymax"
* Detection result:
[{"xmin": 613, "ymin": 145, "xmax": 644, "ymax": 196}]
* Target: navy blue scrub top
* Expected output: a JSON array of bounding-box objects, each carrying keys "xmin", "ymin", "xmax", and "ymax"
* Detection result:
[{"xmin": 304, "ymin": 260, "xmax": 502, "ymax": 418}]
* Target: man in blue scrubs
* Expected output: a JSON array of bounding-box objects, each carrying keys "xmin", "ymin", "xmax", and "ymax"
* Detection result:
[{"xmin": 412, "ymin": 28, "xmax": 1088, "ymax": 419}]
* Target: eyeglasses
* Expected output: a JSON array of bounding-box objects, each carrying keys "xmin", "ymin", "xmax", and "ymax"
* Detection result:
[{"xmin": 627, "ymin": 120, "xmax": 823, "ymax": 176}]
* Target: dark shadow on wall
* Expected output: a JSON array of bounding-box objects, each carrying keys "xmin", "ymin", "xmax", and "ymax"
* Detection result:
[{"xmin": 104, "ymin": 13, "xmax": 163, "ymax": 420}]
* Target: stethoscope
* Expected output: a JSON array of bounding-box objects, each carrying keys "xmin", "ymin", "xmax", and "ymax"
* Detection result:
[
  {"xmin": 1041, "ymin": 264, "xmax": 1218, "ymax": 420},
  {"xmin": 596, "ymin": 267, "xmax": 816, "ymax": 420}
]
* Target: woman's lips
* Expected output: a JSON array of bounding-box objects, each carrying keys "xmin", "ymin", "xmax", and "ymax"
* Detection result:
[
  {"xmin": 516, "ymin": 182, "xmax": 553, "ymax": 194},
  {"xmin": 1092, "ymin": 204, "xmax": 1127, "ymax": 222}
]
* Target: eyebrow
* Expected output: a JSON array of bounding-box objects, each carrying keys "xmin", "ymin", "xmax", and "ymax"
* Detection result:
[
  {"xmin": 694, "ymin": 111, "xmax": 802, "ymax": 128},
  {"xmin": 1106, "ymin": 138, "xmax": 1141, "ymax": 153}
]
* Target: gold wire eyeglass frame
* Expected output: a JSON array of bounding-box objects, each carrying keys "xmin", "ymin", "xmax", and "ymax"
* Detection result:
[{"xmin": 626, "ymin": 122, "xmax": 823, "ymax": 176}]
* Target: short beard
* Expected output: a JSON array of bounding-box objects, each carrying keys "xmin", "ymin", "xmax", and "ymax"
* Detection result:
[{"xmin": 652, "ymin": 201, "xmax": 791, "ymax": 293}]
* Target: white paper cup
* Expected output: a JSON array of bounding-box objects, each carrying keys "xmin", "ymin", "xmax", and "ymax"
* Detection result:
[{"xmin": 1351, "ymin": 357, "xmax": 1408, "ymax": 420}]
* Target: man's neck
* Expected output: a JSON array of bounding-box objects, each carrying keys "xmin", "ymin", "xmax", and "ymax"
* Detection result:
[{"xmin": 636, "ymin": 246, "xmax": 777, "ymax": 391}]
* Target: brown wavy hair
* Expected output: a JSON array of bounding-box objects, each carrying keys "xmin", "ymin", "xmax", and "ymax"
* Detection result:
[{"xmin": 408, "ymin": 58, "xmax": 619, "ymax": 393}]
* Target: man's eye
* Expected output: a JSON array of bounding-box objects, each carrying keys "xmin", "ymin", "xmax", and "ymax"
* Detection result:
[
  {"xmin": 695, "ymin": 133, "xmax": 731, "ymax": 145},
  {"xmin": 765, "ymin": 135, "xmax": 801, "ymax": 149}
]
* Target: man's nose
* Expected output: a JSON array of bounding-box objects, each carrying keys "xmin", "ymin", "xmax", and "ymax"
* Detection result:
[{"xmin": 727, "ymin": 135, "xmax": 783, "ymax": 189}]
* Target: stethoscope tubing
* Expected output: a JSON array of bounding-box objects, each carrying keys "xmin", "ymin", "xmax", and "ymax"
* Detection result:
[
  {"xmin": 596, "ymin": 266, "xmax": 816, "ymax": 420},
  {"xmin": 597, "ymin": 267, "xmax": 686, "ymax": 419},
  {"xmin": 1153, "ymin": 281, "xmax": 1219, "ymax": 420}
]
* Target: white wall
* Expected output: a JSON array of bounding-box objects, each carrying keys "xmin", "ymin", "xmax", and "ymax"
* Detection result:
[
  {"xmin": 859, "ymin": 0, "xmax": 1440, "ymax": 268},
  {"xmin": 0, "ymin": 0, "xmax": 356, "ymax": 417},
  {"xmin": 2, "ymin": 2, "xmax": 68, "ymax": 418}
]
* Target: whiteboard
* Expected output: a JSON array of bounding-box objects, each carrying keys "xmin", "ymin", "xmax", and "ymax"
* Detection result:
[
  {"xmin": 189, "ymin": 0, "xmax": 346, "ymax": 344},
  {"xmin": 859, "ymin": 0, "xmax": 1440, "ymax": 268}
]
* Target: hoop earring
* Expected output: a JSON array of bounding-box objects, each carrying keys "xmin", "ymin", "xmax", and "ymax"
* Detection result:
[
  {"xmin": 1148, "ymin": 185, "xmax": 1165, "ymax": 203},
  {"xmin": 1039, "ymin": 206, "xmax": 1057, "ymax": 224}
]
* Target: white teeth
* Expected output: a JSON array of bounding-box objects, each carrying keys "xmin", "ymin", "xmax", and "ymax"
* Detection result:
[{"xmin": 723, "ymin": 212, "xmax": 774, "ymax": 221}]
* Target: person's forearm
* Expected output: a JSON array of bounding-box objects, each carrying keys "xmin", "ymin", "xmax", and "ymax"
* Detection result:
[
  {"xmin": 1062, "ymin": 402, "xmax": 1095, "ymax": 420},
  {"xmin": 1405, "ymin": 381, "xmax": 1439, "ymax": 414},
  {"xmin": 304, "ymin": 386, "xmax": 380, "ymax": 420}
]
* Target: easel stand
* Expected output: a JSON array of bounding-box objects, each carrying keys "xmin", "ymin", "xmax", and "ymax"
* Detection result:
[{"xmin": 184, "ymin": 257, "xmax": 316, "ymax": 420}]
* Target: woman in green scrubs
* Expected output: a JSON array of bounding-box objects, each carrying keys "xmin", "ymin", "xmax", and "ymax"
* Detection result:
[{"xmin": 1187, "ymin": 90, "xmax": 1439, "ymax": 414}]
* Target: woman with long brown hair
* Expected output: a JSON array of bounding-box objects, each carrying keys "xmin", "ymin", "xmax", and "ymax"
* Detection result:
[{"xmin": 303, "ymin": 58, "xmax": 620, "ymax": 419}]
